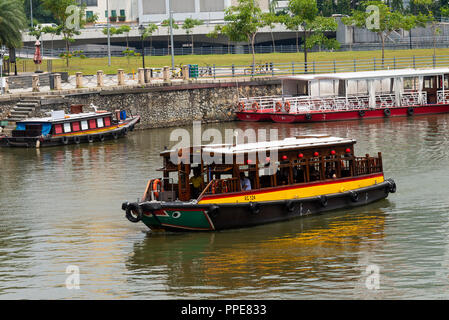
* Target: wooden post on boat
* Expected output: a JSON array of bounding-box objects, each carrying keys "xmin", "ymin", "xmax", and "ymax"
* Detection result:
[
  {"xmin": 117, "ymin": 69, "xmax": 125, "ymax": 86},
  {"xmin": 75, "ymin": 72, "xmax": 83, "ymax": 88},
  {"xmin": 163, "ymin": 66, "xmax": 170, "ymax": 82},
  {"xmin": 96, "ymin": 70, "xmax": 104, "ymax": 87},
  {"xmin": 32, "ymin": 74, "xmax": 40, "ymax": 92},
  {"xmin": 54, "ymin": 73, "xmax": 62, "ymax": 90},
  {"xmin": 137, "ymin": 68, "xmax": 145, "ymax": 85}
]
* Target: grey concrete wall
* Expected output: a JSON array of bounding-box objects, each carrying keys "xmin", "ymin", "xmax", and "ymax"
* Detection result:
[{"xmin": 0, "ymin": 80, "xmax": 281, "ymax": 130}]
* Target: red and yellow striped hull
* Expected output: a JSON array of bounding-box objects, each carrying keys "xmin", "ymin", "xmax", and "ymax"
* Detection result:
[{"xmin": 199, "ymin": 173, "xmax": 384, "ymax": 204}]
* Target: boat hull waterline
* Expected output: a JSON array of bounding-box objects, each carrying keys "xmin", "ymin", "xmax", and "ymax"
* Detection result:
[
  {"xmin": 0, "ymin": 116, "xmax": 140, "ymax": 148},
  {"xmin": 236, "ymin": 104, "xmax": 449, "ymax": 123},
  {"xmin": 122, "ymin": 177, "xmax": 396, "ymax": 232}
]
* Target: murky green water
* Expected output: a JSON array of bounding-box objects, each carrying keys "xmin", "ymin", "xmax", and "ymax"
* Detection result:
[{"xmin": 1, "ymin": 115, "xmax": 449, "ymax": 299}]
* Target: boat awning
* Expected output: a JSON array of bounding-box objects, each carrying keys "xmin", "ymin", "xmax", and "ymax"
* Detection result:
[
  {"xmin": 16, "ymin": 122, "xmax": 52, "ymax": 136},
  {"xmin": 202, "ymin": 135, "xmax": 355, "ymax": 155}
]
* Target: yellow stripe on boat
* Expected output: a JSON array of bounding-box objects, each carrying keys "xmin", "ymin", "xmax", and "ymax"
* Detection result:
[{"xmin": 199, "ymin": 174, "xmax": 384, "ymax": 204}]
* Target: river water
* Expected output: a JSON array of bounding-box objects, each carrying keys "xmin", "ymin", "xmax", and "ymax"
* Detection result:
[{"xmin": 1, "ymin": 115, "xmax": 449, "ymax": 299}]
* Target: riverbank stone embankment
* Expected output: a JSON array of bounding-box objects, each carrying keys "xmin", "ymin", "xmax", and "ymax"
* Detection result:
[{"xmin": 0, "ymin": 78, "xmax": 281, "ymax": 129}]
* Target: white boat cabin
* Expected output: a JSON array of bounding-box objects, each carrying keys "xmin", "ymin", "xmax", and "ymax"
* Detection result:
[{"xmin": 239, "ymin": 68, "xmax": 449, "ymax": 112}]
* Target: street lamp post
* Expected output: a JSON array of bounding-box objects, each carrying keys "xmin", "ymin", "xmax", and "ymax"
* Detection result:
[
  {"xmin": 106, "ymin": 0, "xmax": 111, "ymax": 66},
  {"xmin": 139, "ymin": 25, "xmax": 146, "ymax": 69},
  {"xmin": 0, "ymin": 46, "xmax": 5, "ymax": 95},
  {"xmin": 30, "ymin": 0, "xmax": 33, "ymax": 28},
  {"xmin": 168, "ymin": 0, "xmax": 175, "ymax": 71}
]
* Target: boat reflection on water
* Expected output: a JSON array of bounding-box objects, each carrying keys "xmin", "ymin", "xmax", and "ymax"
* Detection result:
[{"xmin": 126, "ymin": 205, "xmax": 389, "ymax": 298}]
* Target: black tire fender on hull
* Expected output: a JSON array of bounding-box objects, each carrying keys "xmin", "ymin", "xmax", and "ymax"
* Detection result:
[{"xmin": 125, "ymin": 202, "xmax": 143, "ymax": 223}]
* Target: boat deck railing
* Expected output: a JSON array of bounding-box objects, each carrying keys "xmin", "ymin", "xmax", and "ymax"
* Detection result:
[
  {"xmin": 437, "ymin": 90, "xmax": 449, "ymax": 104},
  {"xmin": 238, "ymin": 91, "xmax": 427, "ymax": 113}
]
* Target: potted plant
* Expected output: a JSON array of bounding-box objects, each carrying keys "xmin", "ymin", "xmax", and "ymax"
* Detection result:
[
  {"xmin": 109, "ymin": 16, "xmax": 117, "ymax": 22},
  {"xmin": 119, "ymin": 15, "xmax": 126, "ymax": 22}
]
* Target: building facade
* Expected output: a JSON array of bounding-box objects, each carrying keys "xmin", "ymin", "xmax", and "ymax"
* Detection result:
[
  {"xmin": 81, "ymin": 0, "xmax": 139, "ymax": 24},
  {"xmin": 81, "ymin": 0, "xmax": 271, "ymax": 24}
]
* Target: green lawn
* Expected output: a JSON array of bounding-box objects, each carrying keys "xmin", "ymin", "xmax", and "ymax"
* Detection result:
[{"xmin": 16, "ymin": 48, "xmax": 449, "ymax": 75}]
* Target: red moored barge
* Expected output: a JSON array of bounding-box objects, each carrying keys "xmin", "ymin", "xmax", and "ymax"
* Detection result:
[{"xmin": 236, "ymin": 68, "xmax": 449, "ymax": 123}]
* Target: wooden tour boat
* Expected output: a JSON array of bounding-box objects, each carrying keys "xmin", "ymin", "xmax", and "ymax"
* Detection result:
[
  {"xmin": 236, "ymin": 68, "xmax": 449, "ymax": 123},
  {"xmin": 0, "ymin": 104, "xmax": 140, "ymax": 148},
  {"xmin": 122, "ymin": 135, "xmax": 396, "ymax": 232}
]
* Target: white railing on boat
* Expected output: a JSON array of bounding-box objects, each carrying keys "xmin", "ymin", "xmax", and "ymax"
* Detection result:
[
  {"xmin": 437, "ymin": 90, "xmax": 449, "ymax": 104},
  {"xmin": 239, "ymin": 92, "xmax": 427, "ymax": 113}
]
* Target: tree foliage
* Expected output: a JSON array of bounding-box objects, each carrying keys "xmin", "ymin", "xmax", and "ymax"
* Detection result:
[
  {"xmin": 211, "ymin": 0, "xmax": 265, "ymax": 68},
  {"xmin": 42, "ymin": 0, "xmax": 86, "ymax": 67},
  {"xmin": 0, "ymin": 0, "xmax": 27, "ymax": 48},
  {"xmin": 281, "ymin": 0, "xmax": 339, "ymax": 70},
  {"xmin": 342, "ymin": 1, "xmax": 422, "ymax": 62},
  {"xmin": 182, "ymin": 18, "xmax": 203, "ymax": 54}
]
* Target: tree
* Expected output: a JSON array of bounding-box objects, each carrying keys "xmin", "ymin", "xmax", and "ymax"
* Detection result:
[
  {"xmin": 182, "ymin": 18, "xmax": 203, "ymax": 54},
  {"xmin": 143, "ymin": 23, "xmax": 158, "ymax": 56},
  {"xmin": 282, "ymin": 0, "xmax": 340, "ymax": 72},
  {"xmin": 213, "ymin": 0, "xmax": 265, "ymax": 70},
  {"xmin": 410, "ymin": 0, "xmax": 446, "ymax": 56},
  {"xmin": 42, "ymin": 0, "xmax": 86, "ymax": 67},
  {"xmin": 262, "ymin": 12, "xmax": 280, "ymax": 52},
  {"xmin": 343, "ymin": 1, "xmax": 420, "ymax": 65},
  {"xmin": 0, "ymin": 0, "xmax": 27, "ymax": 49},
  {"xmin": 23, "ymin": 0, "xmax": 57, "ymax": 26},
  {"xmin": 162, "ymin": 18, "xmax": 179, "ymax": 52}
]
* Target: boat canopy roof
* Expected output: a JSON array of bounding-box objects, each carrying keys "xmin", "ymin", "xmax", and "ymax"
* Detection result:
[
  {"xmin": 202, "ymin": 135, "xmax": 355, "ymax": 155},
  {"xmin": 280, "ymin": 68, "xmax": 449, "ymax": 82}
]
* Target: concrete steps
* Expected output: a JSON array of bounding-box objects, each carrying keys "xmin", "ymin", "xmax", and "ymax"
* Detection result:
[{"xmin": 3, "ymin": 99, "xmax": 40, "ymax": 126}]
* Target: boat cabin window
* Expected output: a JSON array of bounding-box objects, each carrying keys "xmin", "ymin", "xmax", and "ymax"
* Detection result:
[
  {"xmin": 89, "ymin": 119, "xmax": 97, "ymax": 129},
  {"xmin": 81, "ymin": 120, "xmax": 88, "ymax": 131},
  {"xmin": 104, "ymin": 117, "xmax": 111, "ymax": 127},
  {"xmin": 54, "ymin": 124, "xmax": 63, "ymax": 134},
  {"xmin": 72, "ymin": 121, "xmax": 81, "ymax": 132},
  {"xmin": 64, "ymin": 122, "xmax": 71, "ymax": 133},
  {"xmin": 424, "ymin": 77, "xmax": 435, "ymax": 89},
  {"xmin": 97, "ymin": 118, "xmax": 104, "ymax": 128}
]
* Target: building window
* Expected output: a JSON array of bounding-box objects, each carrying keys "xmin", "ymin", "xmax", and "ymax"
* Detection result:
[
  {"xmin": 120, "ymin": 9, "xmax": 125, "ymax": 17},
  {"xmin": 80, "ymin": 0, "xmax": 98, "ymax": 6},
  {"xmin": 86, "ymin": 11, "xmax": 93, "ymax": 19},
  {"xmin": 111, "ymin": 10, "xmax": 117, "ymax": 17},
  {"xmin": 200, "ymin": 0, "xmax": 225, "ymax": 12},
  {"xmin": 142, "ymin": 0, "xmax": 166, "ymax": 14},
  {"xmin": 105, "ymin": 10, "xmax": 108, "ymax": 18}
]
